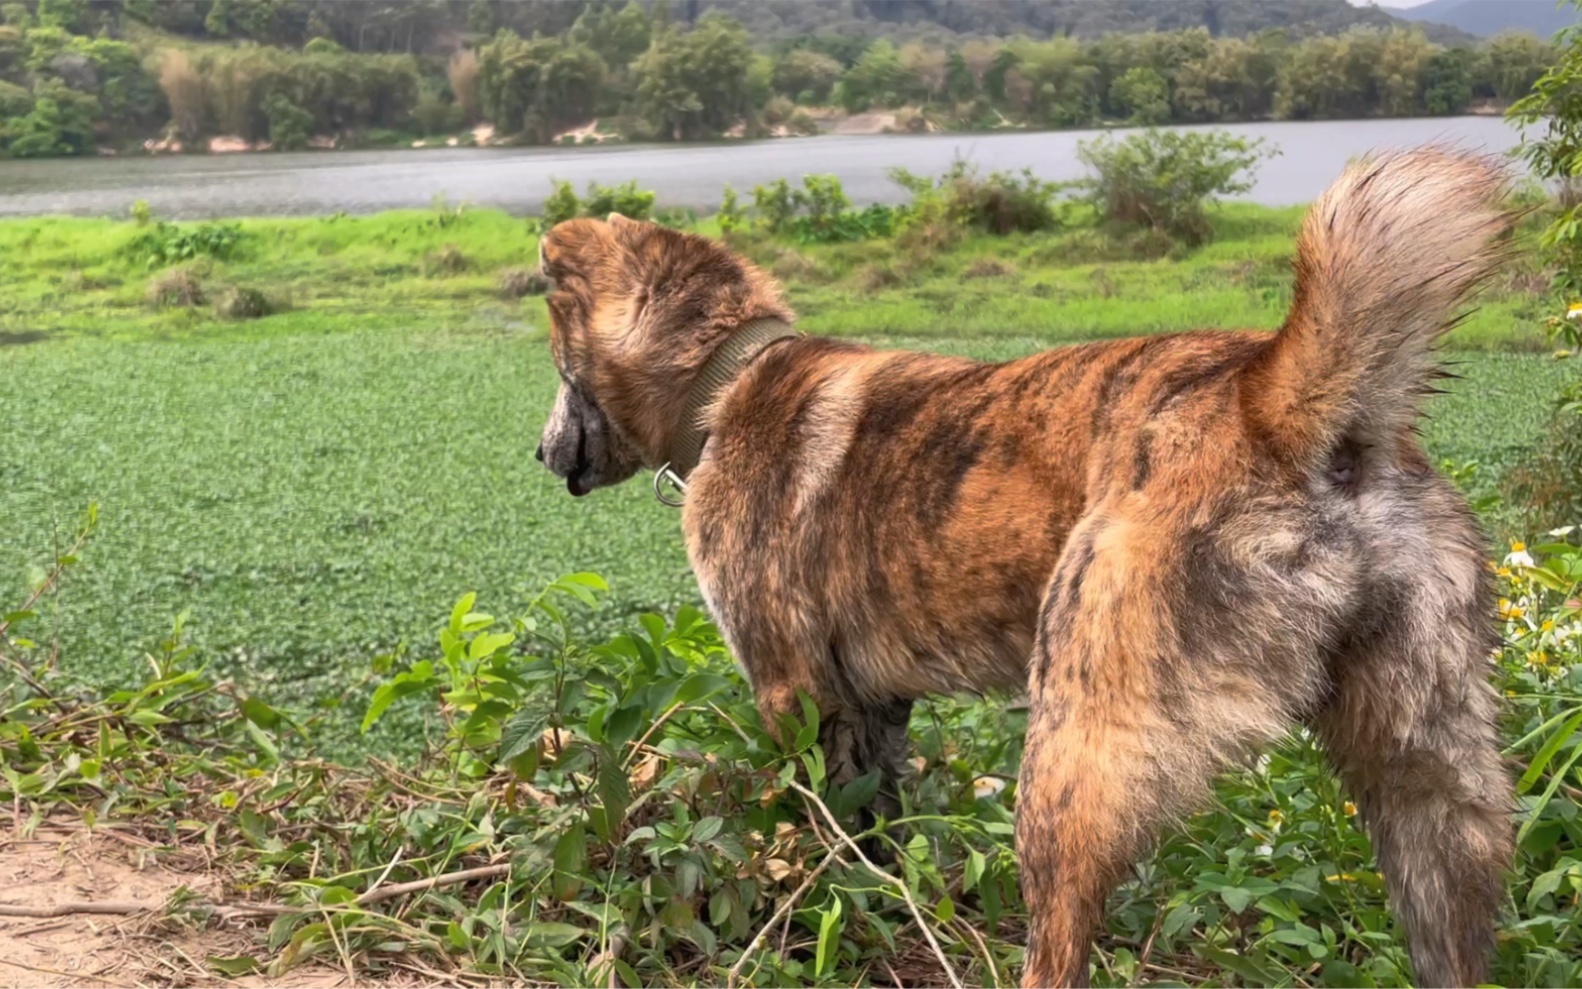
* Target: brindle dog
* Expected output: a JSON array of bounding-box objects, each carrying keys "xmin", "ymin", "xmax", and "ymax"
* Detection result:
[{"xmin": 534, "ymin": 147, "xmax": 1515, "ymax": 987}]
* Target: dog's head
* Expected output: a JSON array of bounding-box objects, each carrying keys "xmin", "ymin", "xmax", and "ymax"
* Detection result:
[{"xmin": 535, "ymin": 214, "xmax": 792, "ymax": 496}]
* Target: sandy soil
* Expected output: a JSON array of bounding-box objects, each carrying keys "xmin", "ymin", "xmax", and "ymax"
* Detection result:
[{"xmin": 0, "ymin": 823, "xmax": 360, "ymax": 989}]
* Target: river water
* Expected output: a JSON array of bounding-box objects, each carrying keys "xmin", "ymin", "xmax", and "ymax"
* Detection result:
[{"xmin": 0, "ymin": 116, "xmax": 1528, "ymax": 219}]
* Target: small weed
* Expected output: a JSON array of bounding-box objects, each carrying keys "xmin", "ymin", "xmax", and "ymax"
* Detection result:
[{"xmin": 214, "ymin": 286, "xmax": 276, "ymax": 320}]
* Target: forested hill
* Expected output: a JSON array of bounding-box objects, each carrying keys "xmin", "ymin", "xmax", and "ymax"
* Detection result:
[
  {"xmin": 690, "ymin": 1, "xmax": 1478, "ymax": 47},
  {"xmin": 0, "ymin": 0, "xmax": 1547, "ymax": 161},
  {"xmin": 112, "ymin": 0, "xmax": 1476, "ymax": 53}
]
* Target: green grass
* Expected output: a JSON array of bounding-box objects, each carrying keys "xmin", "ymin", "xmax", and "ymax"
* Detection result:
[
  {"xmin": 1, "ymin": 321, "xmax": 1570, "ymax": 753},
  {"xmin": 0, "ymin": 203, "xmax": 1556, "ymax": 348}
]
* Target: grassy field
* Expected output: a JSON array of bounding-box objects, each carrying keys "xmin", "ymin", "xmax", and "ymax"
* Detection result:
[
  {"xmin": 0, "ymin": 202, "xmax": 1557, "ymax": 348},
  {"xmin": 2, "ymin": 199, "xmax": 1579, "ymax": 988},
  {"xmin": 0, "ymin": 201, "xmax": 1571, "ymax": 755}
]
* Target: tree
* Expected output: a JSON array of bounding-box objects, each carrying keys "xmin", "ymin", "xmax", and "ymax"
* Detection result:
[
  {"xmin": 773, "ymin": 48, "xmax": 841, "ymax": 103},
  {"xmin": 1374, "ymin": 30, "xmax": 1435, "ymax": 117},
  {"xmin": 631, "ymin": 12, "xmax": 752, "ymax": 140},
  {"xmin": 1423, "ymin": 47, "xmax": 1472, "ymax": 116},
  {"xmin": 569, "ymin": 1, "xmax": 649, "ymax": 71},
  {"xmin": 1481, "ymin": 30, "xmax": 1555, "ymax": 103},
  {"xmin": 1109, "ymin": 65, "xmax": 1170, "ymax": 125},
  {"xmin": 1002, "ymin": 37, "xmax": 1099, "ymax": 127},
  {"xmin": 478, "ymin": 31, "xmax": 606, "ymax": 144},
  {"xmin": 840, "ymin": 39, "xmax": 910, "ymax": 111},
  {"xmin": 3, "ymin": 76, "xmax": 97, "ymax": 156}
]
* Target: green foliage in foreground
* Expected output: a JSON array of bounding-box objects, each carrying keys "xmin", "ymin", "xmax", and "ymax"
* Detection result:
[{"xmin": 2, "ymin": 514, "xmax": 1579, "ymax": 987}]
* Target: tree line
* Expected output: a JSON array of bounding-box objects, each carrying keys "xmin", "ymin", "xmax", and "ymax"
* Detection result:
[{"xmin": 0, "ymin": 0, "xmax": 1558, "ymax": 158}]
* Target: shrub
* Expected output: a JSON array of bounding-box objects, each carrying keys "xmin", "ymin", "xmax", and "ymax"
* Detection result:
[
  {"xmin": 497, "ymin": 266, "xmax": 549, "ymax": 298},
  {"xmin": 126, "ymin": 221, "xmax": 249, "ymax": 269},
  {"xmin": 541, "ymin": 178, "xmax": 656, "ymax": 227},
  {"xmin": 1075, "ymin": 128, "xmax": 1278, "ymax": 246},
  {"xmin": 749, "ymin": 174, "xmax": 894, "ymax": 244},
  {"xmin": 717, "ymin": 183, "xmax": 746, "ymax": 232},
  {"xmin": 129, "ymin": 198, "xmax": 152, "ymax": 226},
  {"xmin": 542, "ymin": 179, "xmax": 580, "ymax": 227},
  {"xmin": 787, "ymin": 108, "xmax": 821, "ymax": 135},
  {"xmin": 761, "ymin": 94, "xmax": 794, "ymax": 127},
  {"xmin": 889, "ymin": 159, "xmax": 1068, "ymax": 237},
  {"xmin": 582, "ymin": 179, "xmax": 655, "ymax": 221},
  {"xmin": 145, "ymin": 264, "xmax": 204, "ymax": 307},
  {"xmin": 214, "ymin": 285, "xmax": 275, "ymax": 319}
]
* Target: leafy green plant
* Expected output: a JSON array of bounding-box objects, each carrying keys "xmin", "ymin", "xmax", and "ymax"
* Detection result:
[
  {"xmin": 542, "ymin": 178, "xmax": 656, "ymax": 228},
  {"xmin": 749, "ymin": 174, "xmax": 894, "ymax": 244},
  {"xmin": 889, "ymin": 159, "xmax": 1070, "ymax": 238},
  {"xmin": 125, "ymin": 220, "xmax": 249, "ymax": 269},
  {"xmin": 1075, "ymin": 128, "xmax": 1278, "ymax": 246}
]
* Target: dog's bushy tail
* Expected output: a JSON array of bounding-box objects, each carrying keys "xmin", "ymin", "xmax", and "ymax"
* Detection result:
[{"xmin": 1241, "ymin": 147, "xmax": 1514, "ymax": 470}]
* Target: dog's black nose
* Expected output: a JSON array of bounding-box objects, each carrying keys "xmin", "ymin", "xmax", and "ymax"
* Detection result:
[{"xmin": 535, "ymin": 443, "xmax": 544, "ymax": 462}]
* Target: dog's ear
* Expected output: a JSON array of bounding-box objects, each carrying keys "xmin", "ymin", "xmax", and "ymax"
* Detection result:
[
  {"xmin": 540, "ymin": 217, "xmax": 614, "ymax": 280},
  {"xmin": 607, "ymin": 212, "xmax": 636, "ymax": 228}
]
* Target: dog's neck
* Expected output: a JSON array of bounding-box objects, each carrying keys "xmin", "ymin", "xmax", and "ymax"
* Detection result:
[{"xmin": 665, "ymin": 317, "xmax": 799, "ymax": 480}]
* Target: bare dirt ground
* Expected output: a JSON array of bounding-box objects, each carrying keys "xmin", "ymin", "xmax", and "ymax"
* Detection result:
[{"xmin": 0, "ymin": 822, "xmax": 365, "ymax": 989}]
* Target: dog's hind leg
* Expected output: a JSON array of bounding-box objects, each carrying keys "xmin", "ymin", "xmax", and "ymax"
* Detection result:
[
  {"xmin": 1312, "ymin": 497, "xmax": 1511, "ymax": 987},
  {"xmin": 1017, "ymin": 511, "xmax": 1326, "ymax": 988}
]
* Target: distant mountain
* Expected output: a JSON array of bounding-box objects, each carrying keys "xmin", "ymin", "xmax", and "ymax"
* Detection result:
[{"xmin": 1393, "ymin": 0, "xmax": 1580, "ymax": 39}]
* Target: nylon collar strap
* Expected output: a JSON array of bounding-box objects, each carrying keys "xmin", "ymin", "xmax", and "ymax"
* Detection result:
[{"xmin": 666, "ymin": 317, "xmax": 799, "ymax": 482}]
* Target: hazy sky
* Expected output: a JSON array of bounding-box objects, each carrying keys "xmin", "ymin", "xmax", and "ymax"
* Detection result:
[{"xmin": 1347, "ymin": 0, "xmax": 1440, "ymax": 8}]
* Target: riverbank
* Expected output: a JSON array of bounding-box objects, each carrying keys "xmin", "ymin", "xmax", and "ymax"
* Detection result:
[{"xmin": 0, "ymin": 118, "xmax": 1528, "ymax": 221}]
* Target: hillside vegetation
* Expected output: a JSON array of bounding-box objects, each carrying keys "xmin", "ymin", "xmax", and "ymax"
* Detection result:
[{"xmin": 0, "ymin": 0, "xmax": 1556, "ymax": 158}]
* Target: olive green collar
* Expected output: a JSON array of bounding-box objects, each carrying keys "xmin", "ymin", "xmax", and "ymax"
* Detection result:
[{"xmin": 653, "ymin": 317, "xmax": 798, "ymax": 505}]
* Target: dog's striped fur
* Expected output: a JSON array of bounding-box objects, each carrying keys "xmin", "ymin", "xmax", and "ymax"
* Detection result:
[{"xmin": 536, "ymin": 147, "xmax": 1516, "ymax": 987}]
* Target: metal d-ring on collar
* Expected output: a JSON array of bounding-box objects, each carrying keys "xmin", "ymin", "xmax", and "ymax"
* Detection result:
[
  {"xmin": 651, "ymin": 317, "xmax": 799, "ymax": 509},
  {"xmin": 653, "ymin": 462, "xmax": 687, "ymax": 507}
]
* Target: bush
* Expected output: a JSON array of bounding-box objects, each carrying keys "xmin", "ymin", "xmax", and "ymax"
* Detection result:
[
  {"xmin": 749, "ymin": 174, "xmax": 894, "ymax": 244},
  {"xmin": 787, "ymin": 108, "xmax": 821, "ymax": 135},
  {"xmin": 126, "ymin": 220, "xmax": 249, "ymax": 269},
  {"xmin": 717, "ymin": 183, "xmax": 746, "ymax": 232},
  {"xmin": 1075, "ymin": 128, "xmax": 1278, "ymax": 246},
  {"xmin": 889, "ymin": 159, "xmax": 1068, "ymax": 241},
  {"xmin": 541, "ymin": 178, "xmax": 656, "ymax": 227},
  {"xmin": 497, "ymin": 266, "xmax": 549, "ymax": 298}
]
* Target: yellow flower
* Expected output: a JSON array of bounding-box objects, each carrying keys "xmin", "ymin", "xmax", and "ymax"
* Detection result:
[
  {"xmin": 1506, "ymin": 689, "xmax": 1517, "ymax": 697},
  {"xmin": 1268, "ymin": 808, "xmax": 1284, "ymax": 824},
  {"xmin": 1496, "ymin": 567, "xmax": 1512, "ymax": 578},
  {"xmin": 1343, "ymin": 801, "xmax": 1357, "ymax": 817},
  {"xmin": 1541, "ymin": 619, "xmax": 1556, "ymax": 633},
  {"xmin": 1512, "ymin": 540, "xmax": 1527, "ymax": 553},
  {"xmin": 1567, "ymin": 302, "xmax": 1582, "ymax": 319},
  {"xmin": 1531, "ymin": 650, "xmax": 1553, "ymax": 669}
]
